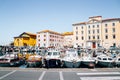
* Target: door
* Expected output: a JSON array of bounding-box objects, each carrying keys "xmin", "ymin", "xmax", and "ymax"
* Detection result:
[{"xmin": 92, "ymin": 42, "xmax": 96, "ymax": 48}]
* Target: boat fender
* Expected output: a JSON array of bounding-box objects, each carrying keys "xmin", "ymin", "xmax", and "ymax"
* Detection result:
[{"xmin": 95, "ymin": 60, "xmax": 98, "ymax": 64}]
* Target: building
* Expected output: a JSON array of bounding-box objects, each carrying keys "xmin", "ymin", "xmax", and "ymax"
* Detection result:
[
  {"xmin": 73, "ymin": 16, "xmax": 120, "ymax": 49},
  {"xmin": 62, "ymin": 32, "xmax": 73, "ymax": 47},
  {"xmin": 36, "ymin": 30, "xmax": 64, "ymax": 48},
  {"xmin": 14, "ymin": 32, "xmax": 36, "ymax": 47}
]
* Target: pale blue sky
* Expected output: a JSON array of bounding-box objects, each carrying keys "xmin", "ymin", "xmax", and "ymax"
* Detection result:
[{"xmin": 0, "ymin": 0, "xmax": 120, "ymax": 45}]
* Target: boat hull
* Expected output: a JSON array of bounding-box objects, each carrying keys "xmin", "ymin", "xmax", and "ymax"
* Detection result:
[
  {"xmin": 62, "ymin": 61, "xmax": 81, "ymax": 68},
  {"xmin": 27, "ymin": 61, "xmax": 42, "ymax": 67},
  {"xmin": 0, "ymin": 62, "xmax": 17, "ymax": 67},
  {"xmin": 45, "ymin": 59, "xmax": 61, "ymax": 68},
  {"xmin": 97, "ymin": 61, "xmax": 114, "ymax": 67},
  {"xmin": 81, "ymin": 61, "xmax": 95, "ymax": 68},
  {"xmin": 115, "ymin": 62, "xmax": 120, "ymax": 67}
]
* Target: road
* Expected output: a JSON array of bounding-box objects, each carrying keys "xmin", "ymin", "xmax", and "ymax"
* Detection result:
[{"xmin": 0, "ymin": 68, "xmax": 120, "ymax": 80}]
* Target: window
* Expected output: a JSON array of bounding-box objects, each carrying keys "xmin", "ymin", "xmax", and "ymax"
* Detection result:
[
  {"xmin": 97, "ymin": 35, "xmax": 99, "ymax": 39},
  {"xmin": 88, "ymin": 36, "xmax": 91, "ymax": 40},
  {"xmin": 44, "ymin": 43, "xmax": 46, "ymax": 46},
  {"xmin": 44, "ymin": 35, "xmax": 46, "ymax": 37},
  {"xmin": 88, "ymin": 25, "xmax": 90, "ymax": 28},
  {"xmin": 38, "ymin": 35, "xmax": 40, "ymax": 38},
  {"xmin": 98, "ymin": 57, "xmax": 101, "ymax": 60},
  {"xmin": 105, "ymin": 24, "xmax": 107, "ymax": 27},
  {"xmin": 112, "ymin": 28, "xmax": 115, "ymax": 33},
  {"xmin": 88, "ymin": 30, "xmax": 90, "ymax": 34},
  {"xmin": 112, "ymin": 23, "xmax": 115, "ymax": 26},
  {"xmin": 76, "ymin": 36, "xmax": 78, "ymax": 40},
  {"xmin": 97, "ymin": 44, "xmax": 100, "ymax": 47},
  {"xmin": 97, "ymin": 25, "xmax": 99, "ymax": 28},
  {"xmin": 38, "ymin": 39, "xmax": 40, "ymax": 41},
  {"xmin": 44, "ymin": 39, "xmax": 46, "ymax": 41},
  {"xmin": 105, "ymin": 35, "xmax": 108, "ymax": 39},
  {"xmin": 103, "ymin": 58, "xmax": 107, "ymax": 60},
  {"xmin": 82, "ymin": 36, "xmax": 84, "ymax": 40},
  {"xmin": 76, "ymin": 31, "xmax": 78, "ymax": 35},
  {"xmin": 108, "ymin": 58, "xmax": 112, "ymax": 60},
  {"xmin": 97, "ymin": 29, "xmax": 99, "ymax": 33},
  {"xmin": 93, "ymin": 30, "xmax": 95, "ymax": 34},
  {"xmin": 76, "ymin": 43, "xmax": 78, "ymax": 45},
  {"xmin": 93, "ymin": 25, "xmax": 95, "ymax": 28},
  {"xmin": 105, "ymin": 29, "xmax": 108, "ymax": 33},
  {"xmin": 113, "ymin": 43, "xmax": 116, "ymax": 47},
  {"xmin": 38, "ymin": 43, "xmax": 40, "ymax": 46},
  {"xmin": 93, "ymin": 36, "xmax": 95, "ymax": 39},
  {"xmin": 81, "ymin": 26, "xmax": 83, "ymax": 29},
  {"xmin": 81, "ymin": 31, "xmax": 84, "ymax": 34},
  {"xmin": 76, "ymin": 27, "xmax": 78, "ymax": 30},
  {"xmin": 113, "ymin": 34, "xmax": 116, "ymax": 39}
]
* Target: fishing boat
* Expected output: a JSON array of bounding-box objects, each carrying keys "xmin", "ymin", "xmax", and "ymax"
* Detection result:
[
  {"xmin": 0, "ymin": 53, "xmax": 20, "ymax": 67},
  {"xmin": 81, "ymin": 54, "xmax": 95, "ymax": 68},
  {"xmin": 95, "ymin": 54, "xmax": 114, "ymax": 67},
  {"xmin": 61, "ymin": 49, "xmax": 81, "ymax": 68},
  {"xmin": 114, "ymin": 56, "xmax": 120, "ymax": 67},
  {"xmin": 26, "ymin": 55, "xmax": 42, "ymax": 67},
  {"xmin": 44, "ymin": 49, "xmax": 61, "ymax": 68}
]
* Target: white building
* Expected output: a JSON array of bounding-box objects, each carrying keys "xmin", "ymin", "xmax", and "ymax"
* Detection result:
[
  {"xmin": 36, "ymin": 30, "xmax": 64, "ymax": 48},
  {"xmin": 62, "ymin": 32, "xmax": 73, "ymax": 47},
  {"xmin": 73, "ymin": 16, "xmax": 120, "ymax": 49}
]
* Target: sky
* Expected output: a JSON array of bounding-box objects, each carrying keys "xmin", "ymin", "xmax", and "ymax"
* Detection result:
[{"xmin": 0, "ymin": 0, "xmax": 120, "ymax": 45}]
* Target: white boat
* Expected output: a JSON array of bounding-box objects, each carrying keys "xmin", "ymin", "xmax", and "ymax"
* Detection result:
[
  {"xmin": 61, "ymin": 49, "xmax": 81, "ymax": 68},
  {"xmin": 95, "ymin": 54, "xmax": 114, "ymax": 67},
  {"xmin": 0, "ymin": 53, "xmax": 20, "ymax": 67},
  {"xmin": 114, "ymin": 56, "xmax": 120, "ymax": 67},
  {"xmin": 26, "ymin": 55, "xmax": 42, "ymax": 67},
  {"xmin": 44, "ymin": 49, "xmax": 61, "ymax": 68},
  {"xmin": 81, "ymin": 54, "xmax": 95, "ymax": 68}
]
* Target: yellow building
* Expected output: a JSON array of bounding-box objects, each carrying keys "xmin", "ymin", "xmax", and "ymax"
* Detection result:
[
  {"xmin": 14, "ymin": 32, "xmax": 36, "ymax": 47},
  {"xmin": 73, "ymin": 16, "xmax": 120, "ymax": 49}
]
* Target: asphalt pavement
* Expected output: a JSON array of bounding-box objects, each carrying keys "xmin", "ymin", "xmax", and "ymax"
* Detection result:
[{"xmin": 0, "ymin": 68, "xmax": 120, "ymax": 80}]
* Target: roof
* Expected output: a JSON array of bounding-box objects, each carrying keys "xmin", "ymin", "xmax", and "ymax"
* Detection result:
[
  {"xmin": 102, "ymin": 18, "xmax": 120, "ymax": 22},
  {"xmin": 14, "ymin": 32, "xmax": 36, "ymax": 38},
  {"xmin": 72, "ymin": 17, "xmax": 120, "ymax": 26},
  {"xmin": 62, "ymin": 32, "xmax": 73, "ymax": 36},
  {"xmin": 25, "ymin": 32, "xmax": 36, "ymax": 36},
  {"xmin": 72, "ymin": 22, "xmax": 86, "ymax": 26},
  {"xmin": 89, "ymin": 16, "xmax": 102, "ymax": 19},
  {"xmin": 37, "ymin": 30, "xmax": 62, "ymax": 35}
]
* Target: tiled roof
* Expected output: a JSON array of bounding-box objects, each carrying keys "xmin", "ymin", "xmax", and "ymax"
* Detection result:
[
  {"xmin": 25, "ymin": 32, "xmax": 36, "ymax": 36},
  {"xmin": 89, "ymin": 16, "xmax": 102, "ymax": 19},
  {"xmin": 72, "ymin": 22, "xmax": 86, "ymax": 26},
  {"xmin": 14, "ymin": 32, "xmax": 36, "ymax": 38},
  {"xmin": 37, "ymin": 30, "xmax": 62, "ymax": 35},
  {"xmin": 72, "ymin": 18, "xmax": 120, "ymax": 26},
  {"xmin": 102, "ymin": 18, "xmax": 120, "ymax": 22},
  {"xmin": 62, "ymin": 32, "xmax": 73, "ymax": 36}
]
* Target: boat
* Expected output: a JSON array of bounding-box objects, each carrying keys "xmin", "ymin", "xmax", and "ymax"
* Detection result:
[
  {"xmin": 0, "ymin": 53, "xmax": 20, "ymax": 67},
  {"xmin": 26, "ymin": 54, "xmax": 42, "ymax": 67},
  {"xmin": 114, "ymin": 56, "xmax": 120, "ymax": 67},
  {"xmin": 95, "ymin": 54, "xmax": 114, "ymax": 67},
  {"xmin": 61, "ymin": 49, "xmax": 81, "ymax": 68},
  {"xmin": 81, "ymin": 54, "xmax": 95, "ymax": 68},
  {"xmin": 44, "ymin": 49, "xmax": 61, "ymax": 68}
]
